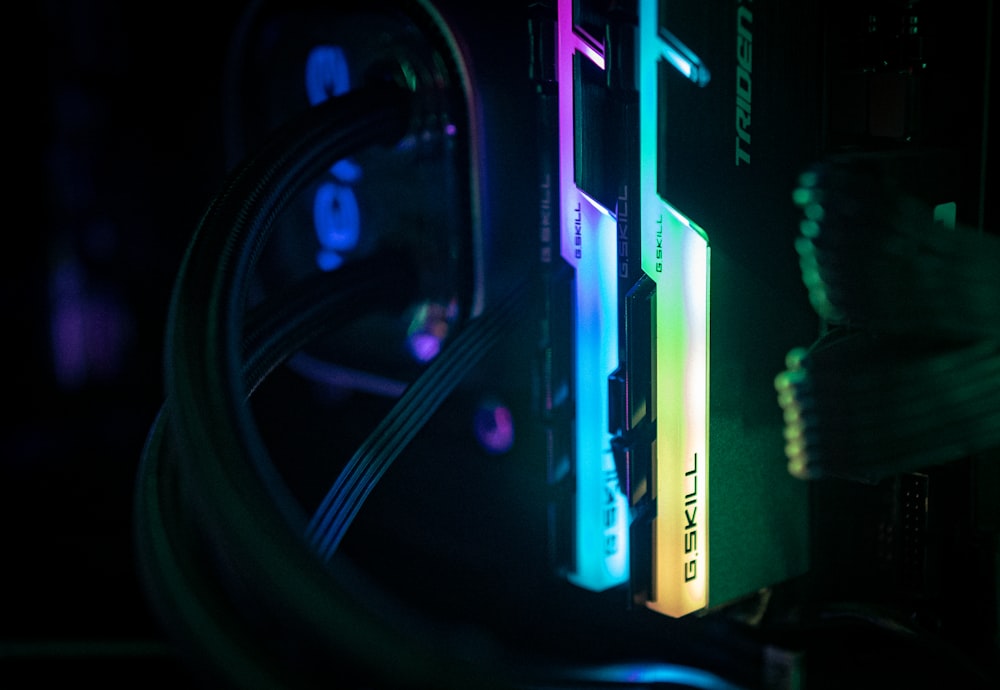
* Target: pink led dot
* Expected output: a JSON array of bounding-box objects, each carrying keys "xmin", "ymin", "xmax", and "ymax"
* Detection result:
[{"xmin": 474, "ymin": 401, "xmax": 515, "ymax": 455}]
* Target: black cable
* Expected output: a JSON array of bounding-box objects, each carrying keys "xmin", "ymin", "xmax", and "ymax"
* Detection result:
[
  {"xmin": 140, "ymin": 253, "xmax": 748, "ymax": 689},
  {"xmin": 150, "ymin": 65, "xmax": 584, "ymax": 690},
  {"xmin": 240, "ymin": 250, "xmax": 415, "ymax": 395},
  {"xmin": 769, "ymin": 601, "xmax": 1000, "ymax": 690},
  {"xmin": 136, "ymin": 251, "xmax": 418, "ymax": 688},
  {"xmin": 136, "ymin": 407, "xmax": 295, "ymax": 688},
  {"xmin": 306, "ymin": 276, "xmax": 528, "ymax": 559},
  {"xmin": 160, "ymin": 75, "xmax": 508, "ymax": 690}
]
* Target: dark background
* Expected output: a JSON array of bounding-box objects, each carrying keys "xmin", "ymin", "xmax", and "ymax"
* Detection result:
[
  {"xmin": 5, "ymin": 1, "xmax": 248, "ymax": 680},
  {"xmin": 4, "ymin": 0, "xmax": 998, "ymax": 686}
]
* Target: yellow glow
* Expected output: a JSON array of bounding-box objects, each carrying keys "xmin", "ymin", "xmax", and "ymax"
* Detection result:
[
  {"xmin": 639, "ymin": 0, "xmax": 710, "ymax": 618},
  {"xmin": 641, "ymin": 214, "xmax": 709, "ymax": 617}
]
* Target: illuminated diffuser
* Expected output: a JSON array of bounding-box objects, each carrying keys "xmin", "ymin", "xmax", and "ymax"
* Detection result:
[{"xmin": 638, "ymin": 0, "xmax": 710, "ymax": 618}]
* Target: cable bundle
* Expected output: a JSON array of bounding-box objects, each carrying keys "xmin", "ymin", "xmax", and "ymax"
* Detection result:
[
  {"xmin": 132, "ymin": 68, "xmax": 535, "ymax": 687},
  {"xmin": 776, "ymin": 330, "xmax": 1000, "ymax": 482},
  {"xmin": 305, "ymin": 275, "xmax": 527, "ymax": 560},
  {"xmin": 791, "ymin": 156, "xmax": 1000, "ymax": 340},
  {"xmin": 776, "ymin": 153, "xmax": 1000, "ymax": 483}
]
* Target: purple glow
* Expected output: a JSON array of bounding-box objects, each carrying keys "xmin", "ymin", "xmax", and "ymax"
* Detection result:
[
  {"xmin": 49, "ymin": 259, "xmax": 131, "ymax": 389},
  {"xmin": 558, "ymin": 0, "xmax": 605, "ymax": 232},
  {"xmin": 406, "ymin": 301, "xmax": 456, "ymax": 364},
  {"xmin": 474, "ymin": 400, "xmax": 515, "ymax": 455},
  {"xmin": 286, "ymin": 354, "xmax": 407, "ymax": 397},
  {"xmin": 408, "ymin": 332, "xmax": 441, "ymax": 363},
  {"xmin": 556, "ymin": 0, "xmax": 628, "ymax": 591},
  {"xmin": 569, "ymin": 24, "xmax": 605, "ymax": 69}
]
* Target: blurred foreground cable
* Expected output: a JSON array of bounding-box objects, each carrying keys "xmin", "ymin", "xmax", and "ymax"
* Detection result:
[
  {"xmin": 775, "ymin": 330, "xmax": 1000, "ymax": 483},
  {"xmin": 790, "ymin": 157, "xmax": 1000, "ymax": 340},
  {"xmin": 777, "ymin": 154, "xmax": 1000, "ymax": 483}
]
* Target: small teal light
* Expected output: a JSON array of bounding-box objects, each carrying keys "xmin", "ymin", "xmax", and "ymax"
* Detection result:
[{"xmin": 659, "ymin": 28, "xmax": 711, "ymax": 86}]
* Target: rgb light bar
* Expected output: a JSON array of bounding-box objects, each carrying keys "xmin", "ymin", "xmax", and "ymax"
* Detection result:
[
  {"xmin": 551, "ymin": 0, "xmax": 709, "ymax": 609},
  {"xmin": 638, "ymin": 0, "xmax": 710, "ymax": 618},
  {"xmin": 556, "ymin": 0, "xmax": 630, "ymax": 591}
]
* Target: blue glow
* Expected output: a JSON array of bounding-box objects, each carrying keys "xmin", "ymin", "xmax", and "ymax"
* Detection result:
[
  {"xmin": 305, "ymin": 45, "xmax": 350, "ymax": 104},
  {"xmin": 330, "ymin": 158, "xmax": 362, "ymax": 184},
  {"xmin": 313, "ymin": 181, "xmax": 360, "ymax": 272},
  {"xmin": 305, "ymin": 45, "xmax": 364, "ymax": 272},
  {"xmin": 576, "ymin": 663, "xmax": 747, "ymax": 690},
  {"xmin": 565, "ymin": 192, "xmax": 629, "ymax": 589}
]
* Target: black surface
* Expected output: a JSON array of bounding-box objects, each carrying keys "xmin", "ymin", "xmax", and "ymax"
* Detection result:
[{"xmin": 4, "ymin": 1, "xmax": 246, "ymax": 681}]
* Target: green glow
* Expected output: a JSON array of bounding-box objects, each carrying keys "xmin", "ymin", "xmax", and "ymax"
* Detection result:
[
  {"xmin": 933, "ymin": 202, "xmax": 957, "ymax": 229},
  {"xmin": 791, "ymin": 187, "xmax": 813, "ymax": 207},
  {"xmin": 800, "ymin": 219, "xmax": 821, "ymax": 239},
  {"xmin": 804, "ymin": 203, "xmax": 825, "ymax": 222},
  {"xmin": 639, "ymin": 0, "xmax": 710, "ymax": 618}
]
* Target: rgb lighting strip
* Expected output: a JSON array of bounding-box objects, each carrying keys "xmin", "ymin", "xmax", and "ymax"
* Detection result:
[
  {"xmin": 556, "ymin": 0, "xmax": 630, "ymax": 592},
  {"xmin": 638, "ymin": 0, "xmax": 710, "ymax": 617}
]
